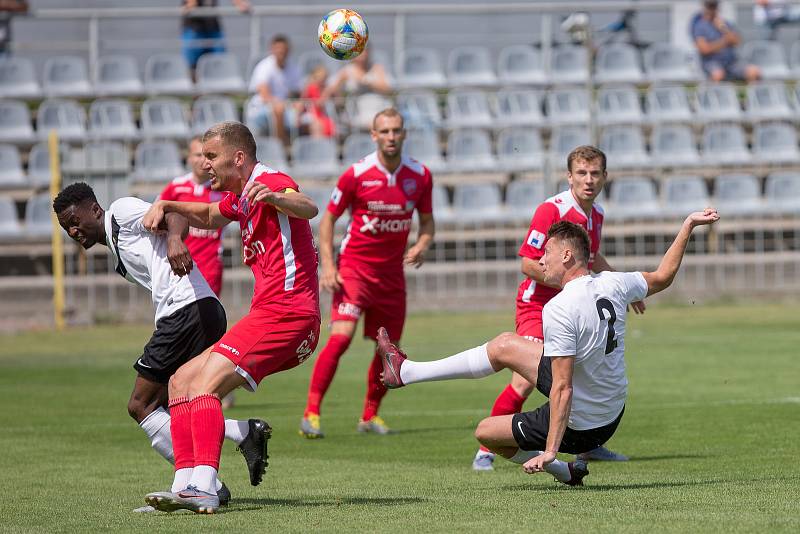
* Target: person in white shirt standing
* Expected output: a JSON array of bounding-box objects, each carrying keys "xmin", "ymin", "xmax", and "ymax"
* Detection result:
[
  {"xmin": 53, "ymin": 182, "xmax": 271, "ymax": 510},
  {"xmin": 377, "ymin": 209, "xmax": 720, "ymax": 486}
]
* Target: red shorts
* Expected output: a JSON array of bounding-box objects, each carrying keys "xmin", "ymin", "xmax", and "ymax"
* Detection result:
[
  {"xmin": 330, "ymin": 264, "xmax": 405, "ymax": 341},
  {"xmin": 214, "ymin": 309, "xmax": 320, "ymax": 391},
  {"xmin": 515, "ymin": 304, "xmax": 543, "ymax": 340}
]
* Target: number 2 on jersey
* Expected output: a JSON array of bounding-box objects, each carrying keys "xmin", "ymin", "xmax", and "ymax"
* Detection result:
[{"xmin": 595, "ymin": 298, "xmax": 618, "ymax": 354}]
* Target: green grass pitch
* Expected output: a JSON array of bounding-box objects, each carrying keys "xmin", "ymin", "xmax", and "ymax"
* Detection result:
[{"xmin": 0, "ymin": 304, "xmax": 798, "ymax": 532}]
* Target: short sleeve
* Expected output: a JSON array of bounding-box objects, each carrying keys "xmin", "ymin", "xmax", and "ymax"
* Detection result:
[
  {"xmin": 110, "ymin": 197, "xmax": 150, "ymax": 234},
  {"xmin": 248, "ymin": 58, "xmax": 270, "ymax": 93},
  {"xmin": 327, "ymin": 167, "xmax": 357, "ymax": 217},
  {"xmin": 543, "ymin": 301, "xmax": 577, "ymax": 357},
  {"xmin": 416, "ymin": 170, "xmax": 433, "ymax": 214},
  {"xmin": 519, "ymin": 202, "xmax": 559, "ymax": 260},
  {"xmin": 257, "ymin": 171, "xmax": 299, "ymax": 193},
  {"xmin": 157, "ymin": 183, "xmax": 176, "ymax": 202},
  {"xmin": 217, "ymin": 192, "xmax": 239, "ymax": 221},
  {"xmin": 618, "ymin": 272, "xmax": 648, "ymax": 304}
]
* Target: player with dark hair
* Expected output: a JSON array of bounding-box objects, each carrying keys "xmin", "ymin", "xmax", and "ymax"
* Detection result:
[
  {"xmin": 53, "ymin": 182, "xmax": 268, "ymax": 512},
  {"xmin": 378, "ymin": 210, "xmax": 720, "ymax": 485},
  {"xmin": 299, "ymin": 107, "xmax": 435, "ymax": 438},
  {"xmin": 141, "ymin": 120, "xmax": 321, "ymax": 514}
]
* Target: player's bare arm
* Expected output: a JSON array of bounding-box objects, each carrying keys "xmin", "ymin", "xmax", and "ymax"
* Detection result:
[
  {"xmin": 143, "ymin": 200, "xmax": 229, "ymax": 233},
  {"xmin": 523, "ymin": 355, "xmax": 574, "ymax": 474},
  {"xmin": 642, "ymin": 208, "xmax": 720, "ymax": 297},
  {"xmin": 593, "ymin": 252, "xmax": 646, "ymax": 314},
  {"xmin": 404, "ymin": 212, "xmax": 435, "ymax": 268},
  {"xmin": 163, "ymin": 212, "xmax": 194, "ymax": 277},
  {"xmin": 521, "ymin": 256, "xmax": 561, "ymax": 289},
  {"xmin": 243, "ymin": 182, "xmax": 319, "ymax": 220},
  {"xmin": 318, "ymin": 210, "xmax": 343, "ymax": 293}
]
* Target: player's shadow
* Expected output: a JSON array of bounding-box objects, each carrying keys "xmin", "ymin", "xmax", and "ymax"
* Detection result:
[
  {"xmin": 227, "ymin": 496, "xmax": 427, "ymax": 512},
  {"xmin": 501, "ymin": 478, "xmax": 725, "ymax": 492},
  {"xmin": 625, "ymin": 453, "xmax": 708, "ymax": 462}
]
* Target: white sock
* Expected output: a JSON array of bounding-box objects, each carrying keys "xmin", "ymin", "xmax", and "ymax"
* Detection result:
[
  {"xmin": 171, "ymin": 467, "xmax": 192, "ymax": 492},
  {"xmin": 400, "ymin": 344, "xmax": 495, "ymax": 384},
  {"xmin": 224, "ymin": 419, "xmax": 250, "ymax": 444},
  {"xmin": 188, "ymin": 465, "xmax": 218, "ymax": 495},
  {"xmin": 509, "ymin": 448, "xmax": 542, "ymax": 464},
  {"xmin": 139, "ymin": 407, "xmax": 174, "ymax": 464}
]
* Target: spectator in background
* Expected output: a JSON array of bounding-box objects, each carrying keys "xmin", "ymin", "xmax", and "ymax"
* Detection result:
[
  {"xmin": 0, "ymin": 0, "xmax": 28, "ymax": 56},
  {"xmin": 246, "ymin": 34, "xmax": 303, "ymax": 145},
  {"xmin": 754, "ymin": 0, "xmax": 800, "ymax": 39},
  {"xmin": 691, "ymin": 0, "xmax": 760, "ymax": 82},
  {"xmin": 181, "ymin": 0, "xmax": 251, "ymax": 79},
  {"xmin": 300, "ymin": 64, "xmax": 336, "ymax": 138},
  {"xmin": 324, "ymin": 46, "xmax": 392, "ymax": 97}
]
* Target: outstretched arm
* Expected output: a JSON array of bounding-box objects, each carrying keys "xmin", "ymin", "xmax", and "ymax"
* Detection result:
[
  {"xmin": 243, "ymin": 182, "xmax": 319, "ymax": 220},
  {"xmin": 642, "ymin": 208, "xmax": 720, "ymax": 297},
  {"xmin": 143, "ymin": 200, "xmax": 230, "ymax": 233}
]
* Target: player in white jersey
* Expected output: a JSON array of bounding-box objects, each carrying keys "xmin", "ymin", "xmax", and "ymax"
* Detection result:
[
  {"xmin": 378, "ymin": 209, "xmax": 720, "ymax": 485},
  {"xmin": 53, "ymin": 183, "xmax": 270, "ymax": 510}
]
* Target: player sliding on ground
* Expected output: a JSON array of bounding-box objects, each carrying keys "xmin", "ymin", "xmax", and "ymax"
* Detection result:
[{"xmin": 378, "ymin": 209, "xmax": 720, "ymax": 485}]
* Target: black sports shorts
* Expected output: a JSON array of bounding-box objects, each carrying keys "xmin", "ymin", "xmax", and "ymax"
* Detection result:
[
  {"xmin": 134, "ymin": 297, "xmax": 227, "ymax": 384},
  {"xmin": 510, "ymin": 356, "xmax": 624, "ymax": 454}
]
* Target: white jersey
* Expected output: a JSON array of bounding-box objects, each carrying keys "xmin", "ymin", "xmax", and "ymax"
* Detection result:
[
  {"xmin": 105, "ymin": 197, "xmax": 218, "ymax": 324},
  {"xmin": 542, "ymin": 271, "xmax": 648, "ymax": 430}
]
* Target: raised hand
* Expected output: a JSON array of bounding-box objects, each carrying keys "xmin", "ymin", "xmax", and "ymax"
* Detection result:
[{"xmin": 686, "ymin": 207, "xmax": 720, "ymax": 228}]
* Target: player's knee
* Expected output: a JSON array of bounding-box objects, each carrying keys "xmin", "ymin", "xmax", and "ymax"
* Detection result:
[
  {"xmin": 487, "ymin": 332, "xmax": 519, "ymax": 366},
  {"xmin": 169, "ymin": 368, "xmax": 190, "ymax": 397},
  {"xmin": 127, "ymin": 397, "xmax": 149, "ymax": 423}
]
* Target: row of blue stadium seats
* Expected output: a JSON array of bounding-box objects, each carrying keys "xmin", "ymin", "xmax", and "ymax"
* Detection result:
[
  {"xmin": 4, "ymin": 172, "xmax": 799, "ymax": 242},
  {"xmin": 3, "ymin": 40, "xmax": 800, "ymax": 101}
]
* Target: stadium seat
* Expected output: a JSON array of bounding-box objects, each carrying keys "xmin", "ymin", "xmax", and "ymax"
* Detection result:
[
  {"xmin": 397, "ymin": 48, "xmax": 446, "ymax": 89},
  {"xmin": 191, "ymin": 96, "xmax": 238, "ymax": 137},
  {"xmin": 701, "ymin": 123, "xmax": 752, "ymax": 166},
  {"xmin": 695, "ymin": 84, "xmax": 742, "ymax": 122},
  {"xmin": 304, "ymin": 186, "xmax": 334, "ymax": 229},
  {"xmin": 396, "ymin": 90, "xmax": 443, "ymax": 131},
  {"xmin": 140, "ymin": 98, "xmax": 191, "ymax": 140},
  {"xmin": 752, "ymin": 122, "xmax": 800, "ymax": 164},
  {"xmin": 445, "ymin": 129, "xmax": 497, "ymax": 173},
  {"xmin": 0, "ymin": 195, "xmax": 22, "ymax": 239},
  {"xmin": 144, "ymin": 53, "xmax": 193, "ymax": 95},
  {"xmin": 594, "ymin": 43, "xmax": 644, "ymax": 84},
  {"xmin": 345, "ymin": 93, "xmax": 393, "ymax": 130},
  {"xmin": 549, "ymin": 126, "xmax": 590, "ymax": 168},
  {"xmin": 132, "ymin": 140, "xmax": 185, "ymax": 183},
  {"xmin": 0, "ymin": 56, "xmax": 41, "ymax": 99},
  {"xmin": 597, "ymin": 85, "xmax": 644, "ymax": 126},
  {"xmin": 446, "ymin": 46, "xmax": 498, "ymax": 87},
  {"xmin": 599, "ymin": 126, "xmax": 650, "ymax": 169},
  {"xmin": 255, "ymin": 136, "xmax": 288, "ymax": 172},
  {"xmin": 662, "ymin": 175, "xmax": 710, "ymax": 218},
  {"xmin": 84, "ymin": 140, "xmax": 132, "ymax": 174},
  {"xmin": 549, "ymin": 45, "xmax": 589, "ymax": 85},
  {"xmin": 650, "ymin": 124, "xmax": 701, "ymax": 167},
  {"xmin": 195, "ymin": 52, "xmax": 246, "ymax": 94},
  {"xmin": 545, "ymin": 87, "xmax": 591, "ymax": 126},
  {"xmin": 42, "ymin": 56, "xmax": 92, "ymax": 98},
  {"xmin": 643, "ymin": 43, "xmax": 701, "ymax": 83},
  {"xmin": 445, "ymin": 89, "xmax": 493, "ymax": 129},
  {"xmin": 24, "ymin": 192, "xmax": 53, "ymax": 237},
  {"xmin": 713, "ymin": 173, "xmax": 763, "ymax": 217},
  {"xmin": 605, "ymin": 176, "xmax": 661, "ymax": 221},
  {"xmin": 452, "ymin": 183, "xmax": 505, "ymax": 224},
  {"xmin": 745, "ymin": 82, "xmax": 793, "ymax": 122},
  {"xmin": 342, "ymin": 133, "xmax": 375, "ymax": 165},
  {"xmin": 497, "ymin": 45, "xmax": 547, "ymax": 86},
  {"xmin": 0, "ymin": 100, "xmax": 35, "ymax": 144},
  {"xmin": 290, "ymin": 136, "xmax": 339, "ymax": 180},
  {"xmin": 431, "ymin": 184, "xmax": 455, "ymax": 225},
  {"xmin": 495, "ymin": 127, "xmax": 544, "ymax": 173},
  {"xmin": 0, "ymin": 144, "xmax": 26, "ymax": 189},
  {"xmin": 94, "ymin": 55, "xmax": 143, "ymax": 97},
  {"xmin": 494, "ymin": 88, "xmax": 543, "ymax": 127},
  {"xmin": 504, "ymin": 179, "xmax": 547, "ymax": 222},
  {"xmin": 645, "ymin": 85, "xmax": 694, "ymax": 124},
  {"xmin": 404, "ymin": 129, "xmax": 446, "ymax": 174},
  {"xmin": 741, "ymin": 40, "xmax": 791, "ymax": 80},
  {"xmin": 27, "ymin": 142, "xmax": 58, "ymax": 188},
  {"xmin": 36, "ymin": 99, "xmax": 87, "ymax": 142},
  {"xmin": 765, "ymin": 172, "xmax": 800, "ymax": 214},
  {"xmin": 88, "ymin": 99, "xmax": 138, "ymax": 141},
  {"xmin": 790, "ymin": 41, "xmax": 800, "ymax": 78}
]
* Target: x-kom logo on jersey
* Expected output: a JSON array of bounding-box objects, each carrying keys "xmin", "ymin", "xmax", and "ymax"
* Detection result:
[{"xmin": 359, "ymin": 214, "xmax": 379, "ymax": 234}]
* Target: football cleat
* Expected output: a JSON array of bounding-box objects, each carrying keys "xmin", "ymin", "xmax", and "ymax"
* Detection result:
[
  {"xmin": 563, "ymin": 460, "xmax": 589, "ymax": 487},
  {"xmin": 217, "ymin": 481, "xmax": 231, "ymax": 506},
  {"xmin": 472, "ymin": 450, "xmax": 496, "ymax": 471},
  {"xmin": 132, "ymin": 505, "xmax": 157, "ymax": 513},
  {"xmin": 357, "ymin": 415, "xmax": 391, "ymax": 434},
  {"xmin": 585, "ymin": 445, "xmax": 629, "ymax": 462},
  {"xmin": 299, "ymin": 414, "xmax": 324, "ymax": 439},
  {"xmin": 145, "ymin": 485, "xmax": 219, "ymax": 514},
  {"xmin": 236, "ymin": 418, "xmax": 272, "ymax": 486},
  {"xmin": 376, "ymin": 327, "xmax": 406, "ymax": 389}
]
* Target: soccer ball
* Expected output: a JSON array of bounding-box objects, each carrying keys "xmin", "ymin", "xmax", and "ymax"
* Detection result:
[{"xmin": 317, "ymin": 9, "xmax": 369, "ymax": 61}]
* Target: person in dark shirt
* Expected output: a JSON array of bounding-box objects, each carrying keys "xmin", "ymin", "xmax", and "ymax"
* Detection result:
[{"xmin": 182, "ymin": 0, "xmax": 250, "ymax": 76}]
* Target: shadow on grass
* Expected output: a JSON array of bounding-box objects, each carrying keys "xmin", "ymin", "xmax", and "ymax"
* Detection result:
[
  {"xmin": 500, "ymin": 479, "xmax": 726, "ymax": 492},
  {"xmin": 222, "ymin": 496, "xmax": 427, "ymax": 512},
  {"xmin": 626, "ymin": 453, "xmax": 708, "ymax": 462}
]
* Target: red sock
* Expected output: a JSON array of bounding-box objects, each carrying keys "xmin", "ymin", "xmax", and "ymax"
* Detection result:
[
  {"xmin": 478, "ymin": 384, "xmax": 527, "ymax": 453},
  {"xmin": 190, "ymin": 394, "xmax": 224, "ymax": 470},
  {"xmin": 305, "ymin": 333, "xmax": 352, "ymax": 416},
  {"xmin": 361, "ymin": 350, "xmax": 388, "ymax": 421},
  {"xmin": 169, "ymin": 396, "xmax": 193, "ymax": 470}
]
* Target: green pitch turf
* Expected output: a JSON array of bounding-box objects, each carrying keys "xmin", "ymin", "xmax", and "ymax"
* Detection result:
[{"xmin": 0, "ymin": 304, "xmax": 798, "ymax": 533}]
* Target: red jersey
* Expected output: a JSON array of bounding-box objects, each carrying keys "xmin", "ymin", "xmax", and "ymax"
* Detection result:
[
  {"xmin": 517, "ymin": 190, "xmax": 604, "ymax": 312},
  {"xmin": 218, "ymin": 163, "xmax": 320, "ymax": 317},
  {"xmin": 328, "ymin": 152, "xmax": 433, "ymax": 273},
  {"xmin": 159, "ymin": 173, "xmax": 225, "ymax": 274}
]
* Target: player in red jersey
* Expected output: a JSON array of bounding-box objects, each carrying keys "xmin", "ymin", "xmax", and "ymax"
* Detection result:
[
  {"xmin": 141, "ymin": 121, "xmax": 321, "ymax": 514},
  {"xmin": 299, "ymin": 108, "xmax": 435, "ymax": 438},
  {"xmin": 472, "ymin": 146, "xmax": 646, "ymax": 471}
]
